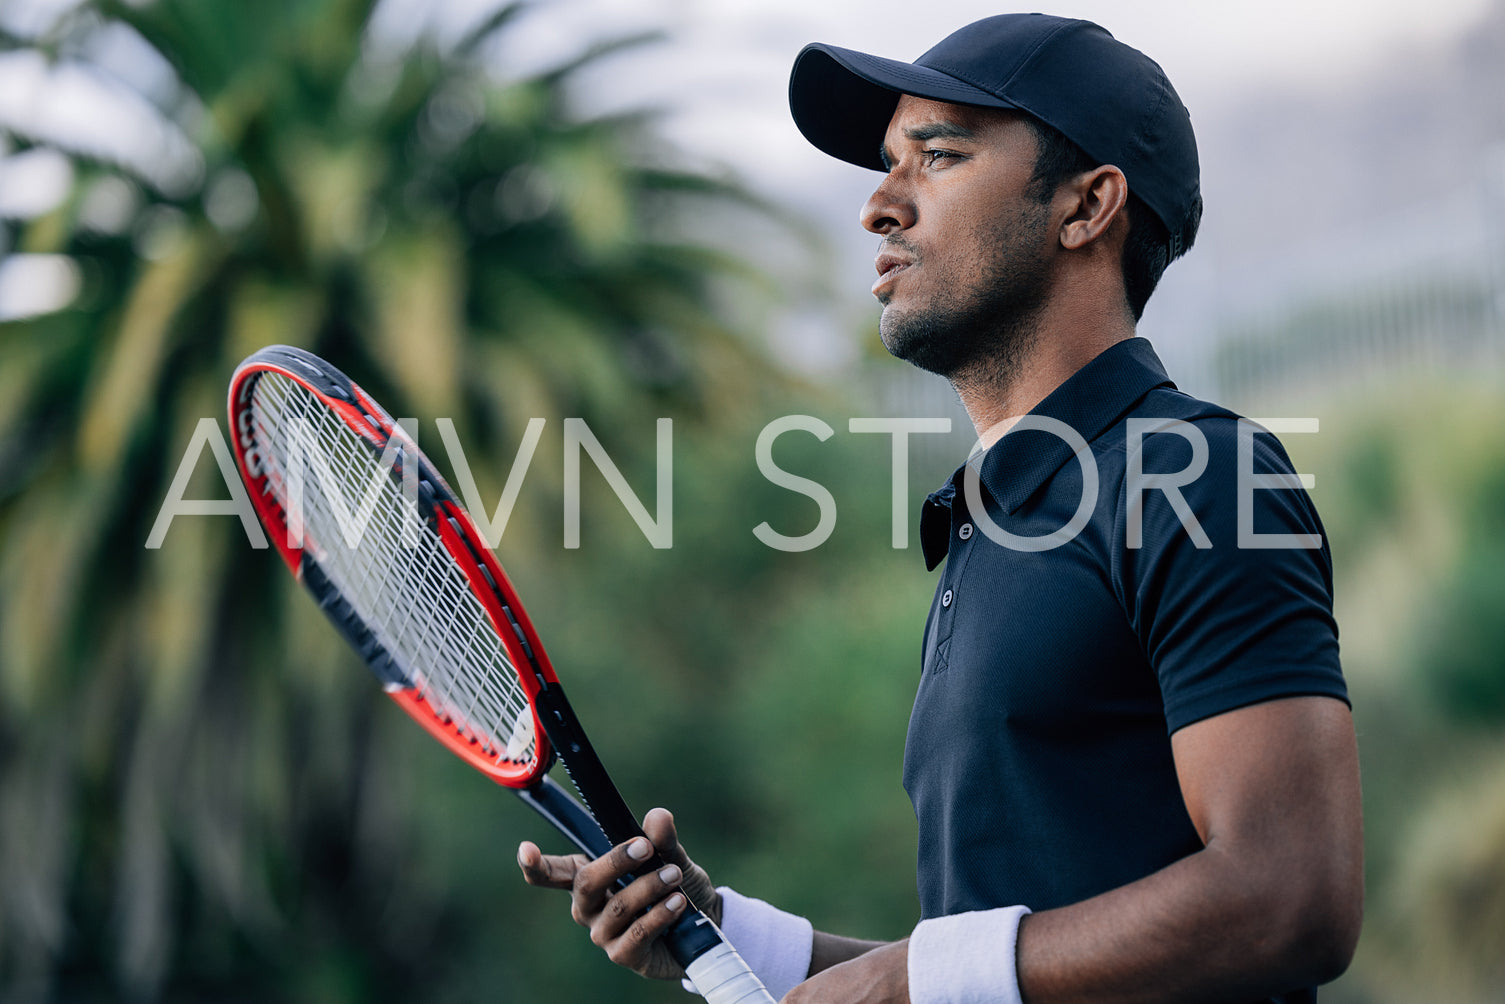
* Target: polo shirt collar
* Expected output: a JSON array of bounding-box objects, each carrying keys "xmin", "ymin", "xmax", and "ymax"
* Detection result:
[{"xmin": 920, "ymin": 337, "xmax": 1176, "ymax": 570}]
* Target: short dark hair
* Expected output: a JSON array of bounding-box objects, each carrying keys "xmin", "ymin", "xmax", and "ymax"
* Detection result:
[{"xmin": 1021, "ymin": 117, "xmax": 1202, "ymax": 321}]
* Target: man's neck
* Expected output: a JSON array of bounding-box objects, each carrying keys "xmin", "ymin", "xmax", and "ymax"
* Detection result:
[{"xmin": 951, "ymin": 306, "xmax": 1136, "ymax": 449}]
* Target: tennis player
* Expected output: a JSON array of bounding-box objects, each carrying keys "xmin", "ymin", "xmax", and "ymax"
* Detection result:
[{"xmin": 519, "ymin": 14, "xmax": 1363, "ymax": 1004}]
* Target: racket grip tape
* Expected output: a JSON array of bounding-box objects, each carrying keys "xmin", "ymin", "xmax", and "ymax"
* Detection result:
[
  {"xmin": 662, "ymin": 905, "xmax": 774, "ymax": 998},
  {"xmin": 680, "ymin": 929, "xmax": 779, "ymax": 1004}
]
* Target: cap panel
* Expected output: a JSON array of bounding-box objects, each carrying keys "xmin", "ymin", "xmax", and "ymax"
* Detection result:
[
  {"xmin": 992, "ymin": 26, "xmax": 1195, "ymax": 234},
  {"xmin": 919, "ymin": 15, "xmax": 1091, "ymax": 100},
  {"xmin": 998, "ymin": 25, "xmax": 1156, "ymax": 168},
  {"xmin": 789, "ymin": 44, "xmax": 1018, "ymax": 172}
]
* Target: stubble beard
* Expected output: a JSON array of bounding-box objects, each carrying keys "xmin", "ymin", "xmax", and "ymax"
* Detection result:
[{"xmin": 877, "ymin": 202, "xmax": 1053, "ymax": 390}]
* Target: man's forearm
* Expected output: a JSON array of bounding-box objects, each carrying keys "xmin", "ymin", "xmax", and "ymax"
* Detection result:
[
  {"xmin": 809, "ymin": 931, "xmax": 891, "ymax": 976},
  {"xmin": 793, "ymin": 852, "xmax": 1343, "ymax": 1002},
  {"xmin": 1015, "ymin": 840, "xmax": 1358, "ymax": 1003}
]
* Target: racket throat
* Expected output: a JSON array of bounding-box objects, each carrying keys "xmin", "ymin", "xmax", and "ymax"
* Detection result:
[
  {"xmin": 516, "ymin": 777, "xmax": 612, "ymax": 858},
  {"xmin": 530, "ymin": 682, "xmax": 647, "ymax": 850}
]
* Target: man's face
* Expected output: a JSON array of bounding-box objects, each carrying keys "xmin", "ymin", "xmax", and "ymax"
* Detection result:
[{"xmin": 864, "ymin": 95, "xmax": 1055, "ymax": 378}]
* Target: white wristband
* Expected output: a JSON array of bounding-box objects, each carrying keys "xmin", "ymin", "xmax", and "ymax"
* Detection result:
[
  {"xmin": 907, "ymin": 905, "xmax": 1032, "ymax": 1004},
  {"xmin": 680, "ymin": 887, "xmax": 813, "ymax": 1001}
]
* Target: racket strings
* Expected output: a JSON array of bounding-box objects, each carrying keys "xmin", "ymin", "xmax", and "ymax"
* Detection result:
[
  {"xmin": 258, "ymin": 377, "xmax": 525, "ymax": 755},
  {"xmin": 248, "ymin": 372, "xmax": 536, "ymax": 766}
]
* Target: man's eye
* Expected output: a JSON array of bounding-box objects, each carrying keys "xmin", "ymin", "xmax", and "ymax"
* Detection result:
[{"xmin": 923, "ymin": 149, "xmax": 958, "ymax": 166}]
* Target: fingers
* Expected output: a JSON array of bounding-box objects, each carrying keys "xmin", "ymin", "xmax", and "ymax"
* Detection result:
[
  {"xmin": 516, "ymin": 832, "xmax": 677, "ymax": 914},
  {"xmin": 588, "ymin": 863, "xmax": 690, "ymax": 967},
  {"xmin": 516, "ymin": 841, "xmax": 588, "ymax": 890},
  {"xmin": 565, "ymin": 835, "xmax": 688, "ymax": 973},
  {"xmin": 569, "ymin": 834, "xmax": 659, "ymax": 911},
  {"xmin": 602, "ymin": 889, "xmax": 687, "ymax": 967},
  {"xmin": 516, "ymin": 812, "xmax": 706, "ymax": 982}
]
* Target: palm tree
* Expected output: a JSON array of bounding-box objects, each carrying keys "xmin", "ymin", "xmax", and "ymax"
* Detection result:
[{"xmin": 0, "ymin": 1, "xmax": 782, "ymax": 998}]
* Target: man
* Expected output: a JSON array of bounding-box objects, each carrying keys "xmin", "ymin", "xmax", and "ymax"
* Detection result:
[{"xmin": 519, "ymin": 14, "xmax": 1363, "ymax": 1004}]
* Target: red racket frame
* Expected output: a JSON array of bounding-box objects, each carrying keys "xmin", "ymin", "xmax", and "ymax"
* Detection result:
[{"xmin": 228, "ymin": 347, "xmax": 558, "ymax": 789}]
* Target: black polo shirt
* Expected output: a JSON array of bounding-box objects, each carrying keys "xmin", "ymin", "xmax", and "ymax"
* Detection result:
[{"xmin": 902, "ymin": 337, "xmax": 1346, "ymax": 1003}]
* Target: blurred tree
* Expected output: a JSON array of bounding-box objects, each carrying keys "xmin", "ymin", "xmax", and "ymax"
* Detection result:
[
  {"xmin": 1384, "ymin": 748, "xmax": 1505, "ymax": 1002},
  {"xmin": 1416, "ymin": 460, "xmax": 1505, "ymax": 727},
  {"xmin": 0, "ymin": 0, "xmax": 793, "ymax": 999},
  {"xmin": 1280, "ymin": 382, "xmax": 1505, "ymax": 1003}
]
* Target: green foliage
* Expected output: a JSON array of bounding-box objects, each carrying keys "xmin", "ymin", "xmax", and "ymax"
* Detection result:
[
  {"xmin": 0, "ymin": 1, "xmax": 813, "ymax": 999},
  {"xmin": 1421, "ymin": 541, "xmax": 1505, "ymax": 725},
  {"xmin": 1408, "ymin": 425, "xmax": 1505, "ymax": 725},
  {"xmin": 1278, "ymin": 378, "xmax": 1505, "ymax": 1002},
  {"xmin": 11, "ymin": 1, "xmax": 1498, "ymax": 1000},
  {"xmin": 1385, "ymin": 747, "xmax": 1505, "ymax": 1001}
]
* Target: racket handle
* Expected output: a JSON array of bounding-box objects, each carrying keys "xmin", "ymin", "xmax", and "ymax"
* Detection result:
[{"xmin": 680, "ymin": 927, "xmax": 779, "ymax": 1004}]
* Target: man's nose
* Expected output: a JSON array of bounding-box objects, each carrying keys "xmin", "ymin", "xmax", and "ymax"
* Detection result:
[{"xmin": 861, "ymin": 177, "xmax": 915, "ymax": 234}]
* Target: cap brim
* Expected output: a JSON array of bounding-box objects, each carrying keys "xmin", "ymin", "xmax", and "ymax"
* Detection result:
[{"xmin": 789, "ymin": 43, "xmax": 1018, "ymax": 171}]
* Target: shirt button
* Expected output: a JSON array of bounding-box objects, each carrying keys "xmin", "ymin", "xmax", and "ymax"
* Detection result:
[
  {"xmin": 941, "ymin": 589, "xmax": 954, "ymax": 608},
  {"xmin": 958, "ymin": 523, "xmax": 974, "ymax": 540}
]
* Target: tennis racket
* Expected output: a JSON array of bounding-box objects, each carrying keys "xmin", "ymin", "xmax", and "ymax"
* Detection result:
[{"xmin": 228, "ymin": 345, "xmax": 775, "ymax": 1004}]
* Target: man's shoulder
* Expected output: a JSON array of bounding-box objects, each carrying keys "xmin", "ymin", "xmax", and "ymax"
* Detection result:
[
  {"xmin": 1129, "ymin": 384, "xmax": 1240, "ymax": 426},
  {"xmin": 1111, "ymin": 386, "xmax": 1302, "ymax": 474}
]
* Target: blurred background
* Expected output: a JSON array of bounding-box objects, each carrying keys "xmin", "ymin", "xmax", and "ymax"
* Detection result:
[{"xmin": 1, "ymin": 0, "xmax": 1503, "ymax": 1000}]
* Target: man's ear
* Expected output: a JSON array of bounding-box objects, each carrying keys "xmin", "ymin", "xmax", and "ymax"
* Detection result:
[{"xmin": 1058, "ymin": 166, "xmax": 1128, "ymax": 251}]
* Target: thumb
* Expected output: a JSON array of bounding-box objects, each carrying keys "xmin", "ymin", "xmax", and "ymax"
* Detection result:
[{"xmin": 642, "ymin": 807, "xmax": 689, "ymax": 866}]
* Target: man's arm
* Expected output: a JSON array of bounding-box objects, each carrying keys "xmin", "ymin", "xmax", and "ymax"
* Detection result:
[
  {"xmin": 1016, "ymin": 694, "xmax": 1363, "ymax": 1001},
  {"xmin": 784, "ymin": 694, "xmax": 1363, "ymax": 1004},
  {"xmin": 810, "ymin": 932, "xmax": 890, "ymax": 973}
]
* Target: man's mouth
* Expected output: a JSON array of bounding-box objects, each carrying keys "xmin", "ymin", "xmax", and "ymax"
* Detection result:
[{"xmin": 873, "ymin": 252, "xmax": 914, "ymax": 295}]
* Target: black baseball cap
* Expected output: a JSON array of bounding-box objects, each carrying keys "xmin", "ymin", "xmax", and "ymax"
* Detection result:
[{"xmin": 789, "ymin": 14, "xmax": 1200, "ymax": 242}]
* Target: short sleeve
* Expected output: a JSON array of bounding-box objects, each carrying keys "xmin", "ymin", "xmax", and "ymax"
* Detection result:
[{"xmin": 1116, "ymin": 415, "xmax": 1347, "ymax": 734}]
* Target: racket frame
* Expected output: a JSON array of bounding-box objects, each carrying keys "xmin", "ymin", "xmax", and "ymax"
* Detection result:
[{"xmin": 229, "ymin": 346, "xmax": 561, "ymax": 788}]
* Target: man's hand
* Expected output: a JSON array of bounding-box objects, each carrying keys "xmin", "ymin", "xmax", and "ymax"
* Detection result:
[
  {"xmin": 781, "ymin": 940, "xmax": 910, "ymax": 1004},
  {"xmin": 516, "ymin": 807, "xmax": 721, "ymax": 981}
]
